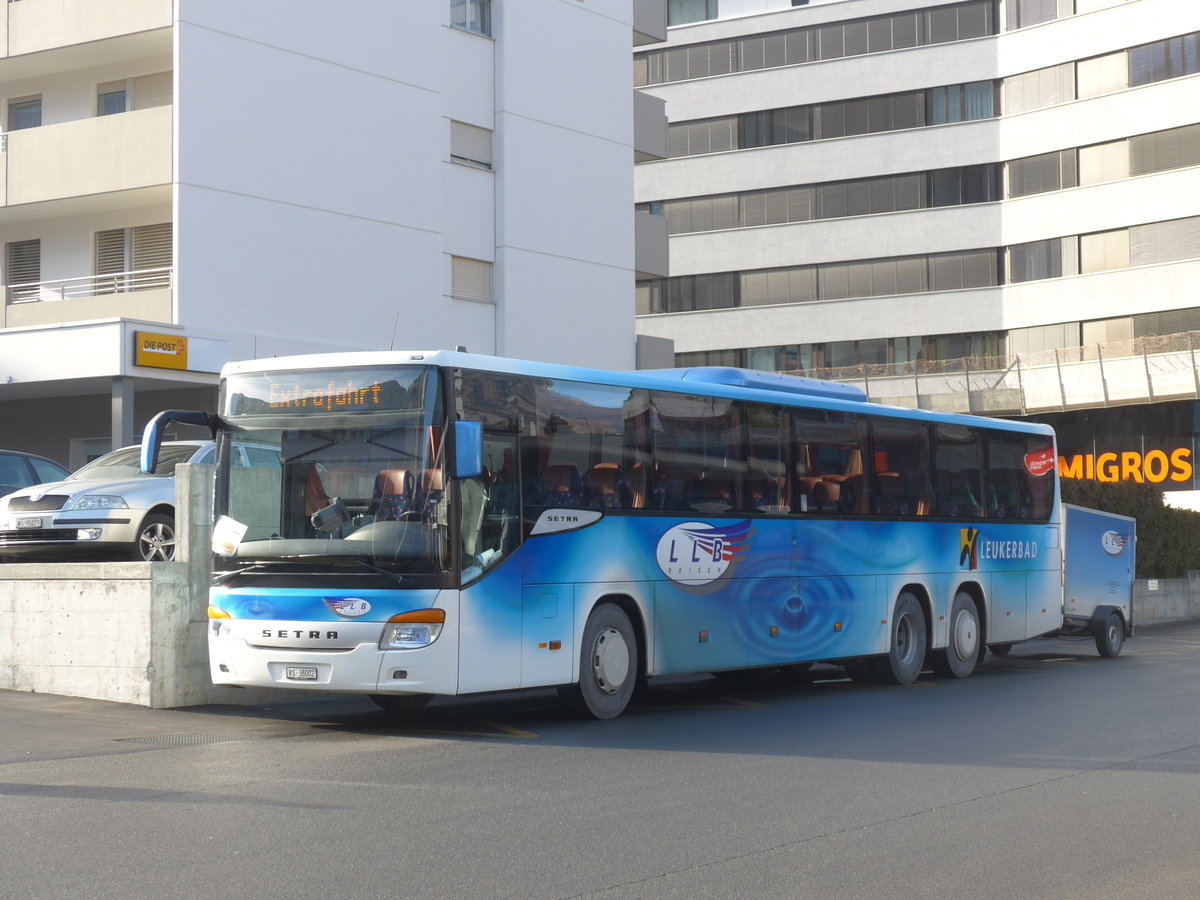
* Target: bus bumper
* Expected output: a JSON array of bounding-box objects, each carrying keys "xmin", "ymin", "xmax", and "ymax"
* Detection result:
[{"xmin": 208, "ymin": 619, "xmax": 459, "ymax": 695}]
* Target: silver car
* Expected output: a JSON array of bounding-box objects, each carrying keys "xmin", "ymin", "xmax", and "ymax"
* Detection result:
[{"xmin": 0, "ymin": 441, "xmax": 243, "ymax": 562}]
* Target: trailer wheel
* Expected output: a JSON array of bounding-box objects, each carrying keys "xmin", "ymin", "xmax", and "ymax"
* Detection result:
[
  {"xmin": 1096, "ymin": 612, "xmax": 1125, "ymax": 658},
  {"xmin": 871, "ymin": 592, "xmax": 927, "ymax": 685},
  {"xmin": 559, "ymin": 603, "xmax": 638, "ymax": 719},
  {"xmin": 931, "ymin": 591, "xmax": 981, "ymax": 679}
]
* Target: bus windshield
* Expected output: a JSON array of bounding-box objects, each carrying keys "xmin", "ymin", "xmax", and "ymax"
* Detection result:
[{"xmin": 214, "ymin": 366, "xmax": 449, "ymax": 575}]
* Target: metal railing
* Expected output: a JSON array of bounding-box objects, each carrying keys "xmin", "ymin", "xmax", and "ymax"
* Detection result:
[
  {"xmin": 6, "ymin": 267, "xmax": 173, "ymax": 304},
  {"xmin": 782, "ymin": 330, "xmax": 1200, "ymax": 415}
]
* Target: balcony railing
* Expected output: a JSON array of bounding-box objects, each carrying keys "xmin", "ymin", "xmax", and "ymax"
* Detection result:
[
  {"xmin": 783, "ymin": 330, "xmax": 1200, "ymax": 415},
  {"xmin": 6, "ymin": 267, "xmax": 173, "ymax": 304}
]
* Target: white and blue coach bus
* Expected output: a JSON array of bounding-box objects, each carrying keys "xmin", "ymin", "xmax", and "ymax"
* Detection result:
[{"xmin": 143, "ymin": 349, "xmax": 1071, "ymax": 719}]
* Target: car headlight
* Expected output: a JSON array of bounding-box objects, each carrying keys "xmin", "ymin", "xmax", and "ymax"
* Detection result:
[
  {"xmin": 66, "ymin": 494, "xmax": 129, "ymax": 510},
  {"xmin": 379, "ymin": 609, "xmax": 445, "ymax": 649}
]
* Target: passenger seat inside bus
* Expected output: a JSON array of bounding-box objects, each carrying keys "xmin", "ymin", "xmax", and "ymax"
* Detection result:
[
  {"xmin": 583, "ymin": 464, "xmax": 620, "ymax": 508},
  {"xmin": 541, "ymin": 464, "xmax": 582, "ymax": 506},
  {"xmin": 374, "ymin": 469, "xmax": 413, "ymax": 520}
]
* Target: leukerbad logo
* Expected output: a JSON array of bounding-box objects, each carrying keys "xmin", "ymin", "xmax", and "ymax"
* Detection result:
[{"xmin": 656, "ymin": 520, "xmax": 754, "ymax": 594}]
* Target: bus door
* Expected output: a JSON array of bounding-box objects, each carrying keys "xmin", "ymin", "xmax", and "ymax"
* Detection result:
[{"xmin": 457, "ymin": 433, "xmax": 525, "ymax": 694}]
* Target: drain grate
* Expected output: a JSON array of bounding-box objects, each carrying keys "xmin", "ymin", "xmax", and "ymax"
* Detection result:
[{"xmin": 116, "ymin": 733, "xmax": 256, "ymax": 748}]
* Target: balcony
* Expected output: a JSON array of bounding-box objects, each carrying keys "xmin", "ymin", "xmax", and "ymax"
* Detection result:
[
  {"xmin": 633, "ymin": 0, "xmax": 667, "ymax": 46},
  {"xmin": 635, "ymin": 210, "xmax": 669, "ymax": 280},
  {"xmin": 1, "ymin": 0, "xmax": 171, "ymax": 58},
  {"xmin": 634, "ymin": 90, "xmax": 667, "ymax": 162},
  {"xmin": 2, "ymin": 267, "xmax": 173, "ymax": 328},
  {"xmin": 790, "ymin": 330, "xmax": 1200, "ymax": 417},
  {"xmin": 1, "ymin": 105, "xmax": 172, "ymax": 211}
]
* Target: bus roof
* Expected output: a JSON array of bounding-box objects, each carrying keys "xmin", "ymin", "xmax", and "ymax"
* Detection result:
[{"xmin": 220, "ymin": 349, "xmax": 1054, "ymax": 436}]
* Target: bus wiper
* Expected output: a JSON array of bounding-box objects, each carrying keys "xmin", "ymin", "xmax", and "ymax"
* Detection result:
[
  {"xmin": 212, "ymin": 560, "xmax": 297, "ymax": 584},
  {"xmin": 333, "ymin": 556, "xmax": 414, "ymax": 585},
  {"xmin": 213, "ymin": 557, "xmax": 412, "ymax": 585}
]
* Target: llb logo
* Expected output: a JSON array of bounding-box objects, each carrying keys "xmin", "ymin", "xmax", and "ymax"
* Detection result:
[{"xmin": 656, "ymin": 520, "xmax": 754, "ymax": 592}]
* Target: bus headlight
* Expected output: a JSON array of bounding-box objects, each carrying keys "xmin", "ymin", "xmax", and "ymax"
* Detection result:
[{"xmin": 380, "ymin": 609, "xmax": 445, "ymax": 649}]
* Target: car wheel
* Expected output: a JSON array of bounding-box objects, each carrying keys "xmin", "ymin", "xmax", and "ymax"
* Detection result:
[{"xmin": 134, "ymin": 512, "xmax": 177, "ymax": 562}]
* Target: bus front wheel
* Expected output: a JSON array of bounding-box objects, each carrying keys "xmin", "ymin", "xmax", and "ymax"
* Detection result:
[
  {"xmin": 559, "ymin": 603, "xmax": 638, "ymax": 720},
  {"xmin": 871, "ymin": 592, "xmax": 927, "ymax": 685}
]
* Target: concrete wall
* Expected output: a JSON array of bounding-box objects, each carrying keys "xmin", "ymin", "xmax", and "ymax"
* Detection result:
[{"xmin": 1134, "ymin": 574, "xmax": 1200, "ymax": 627}]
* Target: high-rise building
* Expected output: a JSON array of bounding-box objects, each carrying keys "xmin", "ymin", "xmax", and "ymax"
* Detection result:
[
  {"xmin": 0, "ymin": 0, "xmax": 668, "ymax": 468},
  {"xmin": 635, "ymin": 0, "xmax": 1200, "ymax": 493}
]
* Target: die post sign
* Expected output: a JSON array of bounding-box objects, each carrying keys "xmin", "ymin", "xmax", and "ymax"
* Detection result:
[{"xmin": 134, "ymin": 332, "xmax": 188, "ymax": 370}]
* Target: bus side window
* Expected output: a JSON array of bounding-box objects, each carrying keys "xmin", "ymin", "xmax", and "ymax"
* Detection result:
[
  {"xmin": 933, "ymin": 424, "xmax": 985, "ymax": 518},
  {"xmin": 792, "ymin": 409, "xmax": 869, "ymax": 516},
  {"xmin": 872, "ymin": 418, "xmax": 932, "ymax": 516}
]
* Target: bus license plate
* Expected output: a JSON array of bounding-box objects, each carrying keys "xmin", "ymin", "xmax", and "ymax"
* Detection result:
[
  {"xmin": 285, "ymin": 666, "xmax": 318, "ymax": 681},
  {"xmin": 16, "ymin": 517, "xmax": 43, "ymax": 529}
]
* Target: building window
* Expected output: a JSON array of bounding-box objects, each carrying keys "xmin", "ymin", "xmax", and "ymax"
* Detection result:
[
  {"xmin": 450, "ymin": 121, "xmax": 493, "ymax": 169},
  {"xmin": 668, "ymin": 0, "xmax": 718, "ymax": 26},
  {"xmin": 1080, "ymin": 229, "xmax": 1131, "ymax": 274},
  {"xmin": 1130, "ymin": 216, "xmax": 1200, "ymax": 267},
  {"xmin": 927, "ymin": 81, "xmax": 994, "ymax": 124},
  {"xmin": 1005, "ymin": 0, "xmax": 1069, "ymax": 31},
  {"xmin": 1003, "ymin": 63, "xmax": 1075, "ymax": 114},
  {"xmin": 1007, "ymin": 150, "xmax": 1078, "ymax": 197},
  {"xmin": 94, "ymin": 223, "xmax": 172, "ymax": 292},
  {"xmin": 1128, "ymin": 33, "xmax": 1200, "ymax": 86},
  {"xmin": 639, "ymin": 248, "xmax": 999, "ymax": 316},
  {"xmin": 1008, "ymin": 239, "xmax": 1064, "ymax": 282},
  {"xmin": 638, "ymin": 1, "xmax": 996, "ymax": 87},
  {"xmin": 451, "ymin": 256, "xmax": 493, "ymax": 302},
  {"xmin": 649, "ymin": 163, "xmax": 994, "ymax": 237},
  {"xmin": 451, "ymin": 0, "xmax": 491, "ymax": 37},
  {"xmin": 97, "ymin": 81, "xmax": 127, "ymax": 116},
  {"xmin": 4, "ymin": 239, "xmax": 41, "ymax": 302},
  {"xmin": 97, "ymin": 73, "xmax": 172, "ymax": 116},
  {"xmin": 7, "ymin": 95, "xmax": 41, "ymax": 131}
]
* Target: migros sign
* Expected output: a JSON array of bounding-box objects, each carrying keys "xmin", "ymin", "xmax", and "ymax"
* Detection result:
[{"xmin": 1058, "ymin": 448, "xmax": 1193, "ymax": 484}]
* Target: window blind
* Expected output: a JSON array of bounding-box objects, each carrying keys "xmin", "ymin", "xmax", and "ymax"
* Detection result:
[
  {"xmin": 451, "ymin": 257, "xmax": 493, "ymax": 301},
  {"xmin": 450, "ymin": 121, "xmax": 492, "ymax": 168},
  {"xmin": 4, "ymin": 239, "xmax": 40, "ymax": 286}
]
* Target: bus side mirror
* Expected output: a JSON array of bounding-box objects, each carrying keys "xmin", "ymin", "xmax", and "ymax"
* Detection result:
[
  {"xmin": 140, "ymin": 409, "xmax": 216, "ymax": 473},
  {"xmin": 453, "ymin": 421, "xmax": 484, "ymax": 480}
]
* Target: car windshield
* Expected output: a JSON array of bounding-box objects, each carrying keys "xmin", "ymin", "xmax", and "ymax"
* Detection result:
[{"xmin": 70, "ymin": 445, "xmax": 200, "ymax": 480}]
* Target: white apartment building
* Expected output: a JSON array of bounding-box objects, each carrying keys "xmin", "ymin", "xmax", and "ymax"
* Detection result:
[
  {"xmin": 635, "ymin": 0, "xmax": 1200, "ymax": 489},
  {"xmin": 0, "ymin": 0, "xmax": 668, "ymax": 469}
]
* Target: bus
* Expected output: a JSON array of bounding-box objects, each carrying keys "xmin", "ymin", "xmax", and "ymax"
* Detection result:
[{"xmin": 142, "ymin": 349, "xmax": 1092, "ymax": 719}]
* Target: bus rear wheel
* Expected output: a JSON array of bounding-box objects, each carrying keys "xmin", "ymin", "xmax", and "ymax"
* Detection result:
[
  {"xmin": 931, "ymin": 591, "xmax": 981, "ymax": 679},
  {"xmin": 559, "ymin": 603, "xmax": 638, "ymax": 720},
  {"xmin": 871, "ymin": 592, "xmax": 927, "ymax": 685}
]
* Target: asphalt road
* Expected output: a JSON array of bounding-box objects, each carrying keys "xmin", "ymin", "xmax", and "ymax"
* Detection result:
[{"xmin": 3, "ymin": 621, "xmax": 1200, "ymax": 900}]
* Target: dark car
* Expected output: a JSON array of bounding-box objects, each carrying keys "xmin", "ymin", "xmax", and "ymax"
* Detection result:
[{"xmin": 0, "ymin": 450, "xmax": 70, "ymax": 496}]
